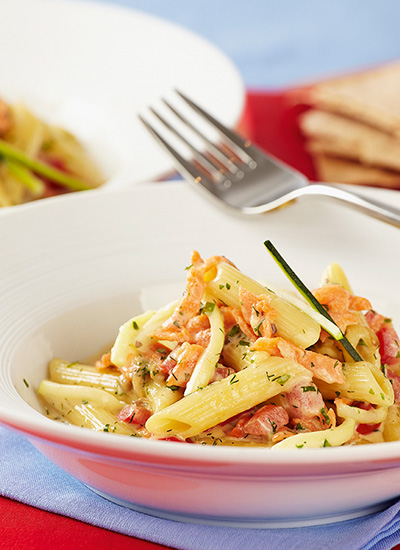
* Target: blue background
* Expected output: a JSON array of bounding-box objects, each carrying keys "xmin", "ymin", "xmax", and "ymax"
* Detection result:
[{"xmin": 94, "ymin": 0, "xmax": 400, "ymax": 88}]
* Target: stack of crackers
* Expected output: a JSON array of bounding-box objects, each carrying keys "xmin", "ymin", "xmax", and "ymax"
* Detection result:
[{"xmin": 298, "ymin": 62, "xmax": 400, "ymax": 188}]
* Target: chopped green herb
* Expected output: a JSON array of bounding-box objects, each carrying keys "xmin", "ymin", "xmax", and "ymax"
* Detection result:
[
  {"xmin": 301, "ymin": 385, "xmax": 317, "ymax": 392},
  {"xmin": 202, "ymin": 302, "xmax": 216, "ymax": 315},
  {"xmin": 272, "ymin": 374, "xmax": 291, "ymax": 386},
  {"xmin": 254, "ymin": 320, "xmax": 263, "ymax": 335},
  {"xmin": 132, "ymin": 321, "xmax": 139, "ymax": 330},
  {"xmin": 23, "ymin": 378, "xmax": 29, "ymax": 388},
  {"xmin": 269, "ymin": 419, "xmax": 278, "ymax": 433},
  {"xmin": 166, "ymin": 385, "xmax": 181, "ymax": 392},
  {"xmin": 323, "ymin": 439, "xmax": 332, "ymax": 447},
  {"xmin": 320, "ymin": 408, "xmax": 330, "ymax": 424},
  {"xmin": 228, "ymin": 325, "xmax": 240, "ymax": 338}
]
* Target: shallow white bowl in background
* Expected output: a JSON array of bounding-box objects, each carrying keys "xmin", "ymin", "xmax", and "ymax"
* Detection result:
[
  {"xmin": 0, "ymin": 0, "xmax": 245, "ymax": 187},
  {"xmin": 1, "ymin": 182, "xmax": 400, "ymax": 527}
]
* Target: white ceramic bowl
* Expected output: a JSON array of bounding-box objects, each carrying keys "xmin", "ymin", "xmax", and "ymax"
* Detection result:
[
  {"xmin": 2, "ymin": 182, "xmax": 400, "ymax": 528},
  {"xmin": 0, "ymin": 0, "xmax": 244, "ymax": 186}
]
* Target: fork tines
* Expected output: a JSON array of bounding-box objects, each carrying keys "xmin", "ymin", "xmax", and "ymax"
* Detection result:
[{"xmin": 139, "ymin": 90, "xmax": 257, "ymax": 191}]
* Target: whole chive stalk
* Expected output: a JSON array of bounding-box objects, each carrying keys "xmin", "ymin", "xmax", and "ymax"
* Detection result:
[
  {"xmin": 0, "ymin": 138, "xmax": 92, "ymax": 191},
  {"xmin": 264, "ymin": 240, "xmax": 363, "ymax": 362}
]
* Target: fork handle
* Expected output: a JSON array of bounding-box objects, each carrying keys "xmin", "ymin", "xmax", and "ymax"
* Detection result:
[{"xmin": 300, "ymin": 183, "xmax": 400, "ymax": 228}]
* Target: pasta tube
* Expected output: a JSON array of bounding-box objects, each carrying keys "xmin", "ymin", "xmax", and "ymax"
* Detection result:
[
  {"xmin": 184, "ymin": 294, "xmax": 225, "ymax": 395},
  {"xmin": 318, "ymin": 362, "xmax": 394, "ymax": 407},
  {"xmin": 335, "ymin": 399, "xmax": 388, "ymax": 424},
  {"xmin": 345, "ymin": 322, "xmax": 380, "ymax": 367},
  {"xmin": 38, "ymin": 380, "xmax": 136, "ymax": 434},
  {"xmin": 319, "ymin": 262, "xmax": 353, "ymax": 292},
  {"xmin": 38, "ymin": 380, "xmax": 123, "ymax": 411},
  {"xmin": 49, "ymin": 358, "xmax": 120, "ymax": 395},
  {"xmin": 111, "ymin": 304, "xmax": 177, "ymax": 368},
  {"xmin": 383, "ymin": 405, "xmax": 400, "ymax": 442},
  {"xmin": 272, "ymin": 418, "xmax": 356, "ymax": 449},
  {"xmin": 206, "ymin": 262, "xmax": 320, "ymax": 348},
  {"xmin": 145, "ymin": 356, "xmax": 311, "ymax": 438},
  {"xmin": 146, "ymin": 378, "xmax": 183, "ymax": 413}
]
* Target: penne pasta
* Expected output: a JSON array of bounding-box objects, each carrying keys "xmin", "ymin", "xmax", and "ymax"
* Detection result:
[
  {"xmin": 49, "ymin": 358, "xmax": 120, "ymax": 395},
  {"xmin": 37, "ymin": 250, "xmax": 400, "ymax": 449},
  {"xmin": 319, "ymin": 262, "xmax": 353, "ymax": 292},
  {"xmin": 145, "ymin": 356, "xmax": 311, "ymax": 438},
  {"xmin": 206, "ymin": 262, "xmax": 321, "ymax": 349},
  {"xmin": 317, "ymin": 362, "xmax": 394, "ymax": 407},
  {"xmin": 344, "ymin": 322, "xmax": 380, "ymax": 367},
  {"xmin": 272, "ymin": 418, "xmax": 356, "ymax": 449},
  {"xmin": 38, "ymin": 380, "xmax": 140, "ymax": 435},
  {"xmin": 110, "ymin": 309, "xmax": 157, "ymax": 368},
  {"xmin": 335, "ymin": 399, "xmax": 388, "ymax": 424},
  {"xmin": 222, "ymin": 339, "xmax": 266, "ymax": 371},
  {"xmin": 184, "ymin": 293, "xmax": 225, "ymax": 395},
  {"xmin": 383, "ymin": 405, "xmax": 400, "ymax": 442},
  {"xmin": 38, "ymin": 380, "xmax": 123, "ymax": 411},
  {"xmin": 146, "ymin": 377, "xmax": 183, "ymax": 413}
]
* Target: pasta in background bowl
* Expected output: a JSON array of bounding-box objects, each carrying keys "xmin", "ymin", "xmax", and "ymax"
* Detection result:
[
  {"xmin": 0, "ymin": 0, "xmax": 245, "ymax": 205},
  {"xmin": 2, "ymin": 181, "xmax": 400, "ymax": 527}
]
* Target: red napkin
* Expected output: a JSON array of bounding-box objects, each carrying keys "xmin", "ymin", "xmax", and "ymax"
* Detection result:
[{"xmin": 241, "ymin": 89, "xmax": 315, "ymax": 180}]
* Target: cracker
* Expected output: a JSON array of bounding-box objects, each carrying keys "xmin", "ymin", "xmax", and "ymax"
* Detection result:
[
  {"xmin": 300, "ymin": 109, "xmax": 400, "ymax": 171},
  {"xmin": 312, "ymin": 153, "xmax": 400, "ymax": 188},
  {"xmin": 307, "ymin": 62, "xmax": 400, "ymax": 136}
]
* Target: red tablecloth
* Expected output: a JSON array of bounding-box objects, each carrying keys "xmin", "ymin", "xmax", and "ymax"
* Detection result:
[{"xmin": 1, "ymin": 90, "xmax": 399, "ymax": 550}]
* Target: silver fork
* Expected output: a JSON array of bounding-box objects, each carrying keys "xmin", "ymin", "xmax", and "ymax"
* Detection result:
[{"xmin": 139, "ymin": 90, "xmax": 400, "ymax": 227}]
